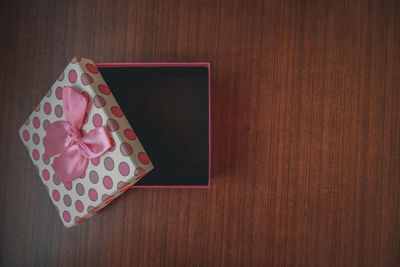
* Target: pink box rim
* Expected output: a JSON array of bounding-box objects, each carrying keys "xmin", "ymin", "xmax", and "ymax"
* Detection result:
[{"xmin": 96, "ymin": 62, "xmax": 211, "ymax": 189}]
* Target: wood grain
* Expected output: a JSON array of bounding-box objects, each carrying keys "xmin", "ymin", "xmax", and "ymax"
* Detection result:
[{"xmin": 0, "ymin": 0, "xmax": 399, "ymax": 266}]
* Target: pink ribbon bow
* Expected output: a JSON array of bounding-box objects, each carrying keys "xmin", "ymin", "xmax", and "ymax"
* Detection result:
[{"xmin": 44, "ymin": 86, "xmax": 112, "ymax": 184}]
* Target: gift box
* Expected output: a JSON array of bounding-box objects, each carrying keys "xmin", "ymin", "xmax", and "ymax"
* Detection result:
[
  {"xmin": 19, "ymin": 57, "xmax": 154, "ymax": 227},
  {"xmin": 96, "ymin": 63, "xmax": 211, "ymax": 188}
]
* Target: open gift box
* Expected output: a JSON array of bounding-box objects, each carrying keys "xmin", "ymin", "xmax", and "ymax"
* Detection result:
[
  {"xmin": 19, "ymin": 57, "xmax": 210, "ymax": 227},
  {"xmin": 96, "ymin": 63, "xmax": 210, "ymax": 188}
]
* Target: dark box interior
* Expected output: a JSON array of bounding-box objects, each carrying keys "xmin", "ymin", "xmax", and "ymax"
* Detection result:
[{"xmin": 98, "ymin": 66, "xmax": 209, "ymax": 186}]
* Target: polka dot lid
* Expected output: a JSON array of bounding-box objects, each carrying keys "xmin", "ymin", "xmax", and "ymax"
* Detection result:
[{"xmin": 18, "ymin": 57, "xmax": 154, "ymax": 228}]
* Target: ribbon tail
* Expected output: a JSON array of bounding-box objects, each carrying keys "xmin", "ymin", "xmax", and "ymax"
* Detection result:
[
  {"xmin": 79, "ymin": 127, "xmax": 112, "ymax": 158},
  {"xmin": 52, "ymin": 145, "xmax": 88, "ymax": 184}
]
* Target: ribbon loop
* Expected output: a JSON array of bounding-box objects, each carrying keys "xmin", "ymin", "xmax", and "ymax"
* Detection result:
[
  {"xmin": 44, "ymin": 86, "xmax": 112, "ymax": 184},
  {"xmin": 63, "ymin": 86, "xmax": 88, "ymax": 130}
]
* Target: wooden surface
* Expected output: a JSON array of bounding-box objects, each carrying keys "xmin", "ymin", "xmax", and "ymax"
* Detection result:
[{"xmin": 0, "ymin": 0, "xmax": 399, "ymax": 266}]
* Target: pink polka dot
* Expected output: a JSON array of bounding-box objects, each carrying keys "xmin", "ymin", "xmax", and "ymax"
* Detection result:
[
  {"xmin": 58, "ymin": 71, "xmax": 65, "ymax": 81},
  {"xmin": 68, "ymin": 69, "xmax": 77, "ymax": 83},
  {"xmin": 53, "ymin": 174, "xmax": 60, "ymax": 185},
  {"xmin": 92, "ymin": 114, "xmax": 103, "ymax": 127},
  {"xmin": 120, "ymin": 142, "xmax": 133, "ymax": 156},
  {"xmin": 119, "ymin": 162, "xmax": 130, "ymax": 176},
  {"xmin": 55, "ymin": 87, "xmax": 63, "ymax": 99},
  {"xmin": 44, "ymin": 102, "xmax": 52, "ymax": 114},
  {"xmin": 81, "ymin": 91, "xmax": 89, "ymax": 101},
  {"xmin": 55, "ymin": 105, "xmax": 63, "ymax": 118},
  {"xmin": 109, "ymin": 138, "xmax": 116, "ymax": 151},
  {"xmin": 117, "ymin": 181, "xmax": 130, "ymax": 189},
  {"xmin": 87, "ymin": 206, "xmax": 95, "ymax": 213},
  {"xmin": 81, "ymin": 73, "xmax": 94, "ymax": 85},
  {"xmin": 22, "ymin": 130, "xmax": 30, "ymax": 141},
  {"xmin": 42, "ymin": 169, "xmax": 50, "ymax": 180},
  {"xmin": 124, "ymin": 129, "xmax": 136, "ymax": 140},
  {"xmin": 103, "ymin": 176, "xmax": 113, "ymax": 189},
  {"xmin": 79, "ymin": 171, "xmax": 86, "ymax": 178},
  {"xmin": 91, "ymin": 157, "xmax": 100, "ymax": 166},
  {"xmin": 76, "ymin": 183, "xmax": 85, "ymax": 195},
  {"xmin": 45, "ymin": 89, "xmax": 52, "ymax": 97},
  {"xmin": 32, "ymin": 133, "xmax": 40, "ymax": 145},
  {"xmin": 75, "ymin": 200, "xmax": 84, "ymax": 212},
  {"xmin": 102, "ymin": 194, "xmax": 112, "ymax": 202},
  {"xmin": 138, "ymin": 152, "xmax": 150, "ymax": 164},
  {"xmin": 93, "ymin": 95, "xmax": 106, "ymax": 108},
  {"xmin": 63, "ymin": 195, "xmax": 71, "ymax": 206},
  {"xmin": 42, "ymin": 153, "xmax": 50, "ymax": 165},
  {"xmin": 88, "ymin": 189, "xmax": 98, "ymax": 201},
  {"xmin": 104, "ymin": 157, "xmax": 114, "ymax": 170},
  {"xmin": 43, "ymin": 136, "xmax": 48, "ymax": 147},
  {"xmin": 111, "ymin": 106, "xmax": 123, "ymax": 117},
  {"xmin": 98, "ymin": 84, "xmax": 111, "ymax": 95},
  {"xmin": 135, "ymin": 167, "xmax": 145, "ymax": 177},
  {"xmin": 106, "ymin": 119, "xmax": 119, "ymax": 132},
  {"xmin": 43, "ymin": 120, "xmax": 50, "ymax": 131},
  {"xmin": 33, "ymin": 117, "xmax": 40, "ymax": 129},
  {"xmin": 86, "ymin": 63, "xmax": 99, "ymax": 74},
  {"xmin": 24, "ymin": 118, "xmax": 29, "ymax": 125},
  {"xmin": 52, "ymin": 189, "xmax": 60, "ymax": 201},
  {"xmin": 71, "ymin": 57, "xmax": 81, "ymax": 63},
  {"xmin": 32, "ymin": 149, "xmax": 40, "ymax": 161},
  {"xmin": 63, "ymin": 211, "xmax": 71, "ymax": 222},
  {"xmin": 64, "ymin": 182, "xmax": 72, "ymax": 191},
  {"xmin": 89, "ymin": 170, "xmax": 99, "ymax": 184}
]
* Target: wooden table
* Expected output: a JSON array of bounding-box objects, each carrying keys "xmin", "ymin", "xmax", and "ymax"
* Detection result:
[{"xmin": 1, "ymin": 0, "xmax": 399, "ymax": 266}]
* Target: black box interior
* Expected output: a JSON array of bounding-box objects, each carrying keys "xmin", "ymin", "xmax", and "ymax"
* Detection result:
[{"xmin": 97, "ymin": 66, "xmax": 209, "ymax": 186}]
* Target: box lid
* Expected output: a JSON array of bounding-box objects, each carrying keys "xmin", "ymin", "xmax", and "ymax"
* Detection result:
[{"xmin": 18, "ymin": 57, "xmax": 154, "ymax": 227}]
